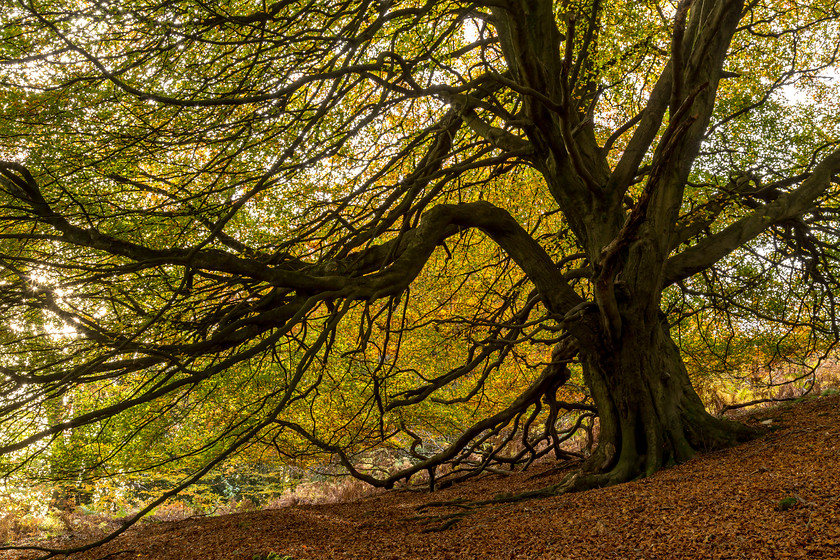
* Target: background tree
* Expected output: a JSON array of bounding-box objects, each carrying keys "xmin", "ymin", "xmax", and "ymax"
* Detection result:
[{"xmin": 1, "ymin": 0, "xmax": 839, "ymax": 552}]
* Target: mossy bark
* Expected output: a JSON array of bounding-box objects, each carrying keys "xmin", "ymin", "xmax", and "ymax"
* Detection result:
[{"xmin": 565, "ymin": 313, "xmax": 758, "ymax": 491}]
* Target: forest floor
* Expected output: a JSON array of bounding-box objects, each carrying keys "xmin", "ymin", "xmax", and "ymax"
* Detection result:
[{"xmin": 7, "ymin": 393, "xmax": 840, "ymax": 560}]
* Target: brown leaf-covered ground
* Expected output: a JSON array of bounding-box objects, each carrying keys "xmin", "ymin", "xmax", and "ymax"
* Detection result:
[{"xmin": 8, "ymin": 394, "xmax": 840, "ymax": 560}]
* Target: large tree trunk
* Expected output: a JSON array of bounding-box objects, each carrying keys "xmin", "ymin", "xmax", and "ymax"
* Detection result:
[{"xmin": 567, "ymin": 311, "xmax": 758, "ymax": 490}]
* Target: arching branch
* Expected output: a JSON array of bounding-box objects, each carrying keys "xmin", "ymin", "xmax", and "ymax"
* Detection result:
[{"xmin": 665, "ymin": 146, "xmax": 840, "ymax": 285}]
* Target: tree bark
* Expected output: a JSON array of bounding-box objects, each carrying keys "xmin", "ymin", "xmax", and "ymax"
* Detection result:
[{"xmin": 566, "ymin": 309, "xmax": 758, "ymax": 490}]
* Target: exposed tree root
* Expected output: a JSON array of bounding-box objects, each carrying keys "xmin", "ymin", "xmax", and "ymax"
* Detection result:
[
  {"xmin": 417, "ymin": 513, "xmax": 470, "ymax": 533},
  {"xmin": 408, "ymin": 503, "xmax": 475, "ymax": 533},
  {"xmin": 410, "ymin": 471, "xmax": 569, "ymax": 532},
  {"xmin": 415, "ymin": 497, "xmax": 473, "ymax": 510},
  {"xmin": 409, "ymin": 430, "xmax": 758, "ymax": 533}
]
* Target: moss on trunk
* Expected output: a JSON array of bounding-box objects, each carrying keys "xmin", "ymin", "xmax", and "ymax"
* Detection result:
[{"xmin": 561, "ymin": 314, "xmax": 759, "ymax": 491}]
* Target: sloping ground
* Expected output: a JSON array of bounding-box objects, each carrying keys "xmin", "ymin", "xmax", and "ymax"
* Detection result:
[{"xmin": 8, "ymin": 393, "xmax": 840, "ymax": 560}]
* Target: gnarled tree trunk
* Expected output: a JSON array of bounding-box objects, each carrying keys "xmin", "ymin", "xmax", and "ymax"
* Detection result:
[{"xmin": 567, "ymin": 309, "xmax": 757, "ymax": 490}]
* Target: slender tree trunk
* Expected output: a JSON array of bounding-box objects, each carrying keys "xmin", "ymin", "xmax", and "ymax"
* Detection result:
[{"xmin": 567, "ymin": 311, "xmax": 758, "ymax": 490}]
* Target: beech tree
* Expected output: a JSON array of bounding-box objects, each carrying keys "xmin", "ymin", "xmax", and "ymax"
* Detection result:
[{"xmin": 1, "ymin": 0, "xmax": 839, "ymax": 548}]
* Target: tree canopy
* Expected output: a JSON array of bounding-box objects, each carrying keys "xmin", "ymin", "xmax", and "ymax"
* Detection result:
[{"xmin": 1, "ymin": 0, "xmax": 839, "ymax": 554}]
